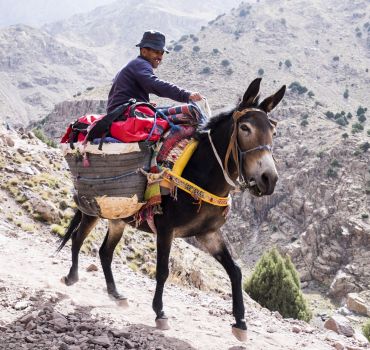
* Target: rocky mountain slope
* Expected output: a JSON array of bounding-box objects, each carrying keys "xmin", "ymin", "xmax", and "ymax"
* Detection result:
[
  {"xmin": 0, "ymin": 126, "xmax": 369, "ymax": 350},
  {"xmin": 0, "ymin": 24, "xmax": 109, "ymax": 126}
]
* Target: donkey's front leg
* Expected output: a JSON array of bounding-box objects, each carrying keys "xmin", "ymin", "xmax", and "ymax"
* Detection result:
[
  {"xmin": 152, "ymin": 228, "xmax": 173, "ymax": 330},
  {"xmin": 197, "ymin": 231, "xmax": 247, "ymax": 342}
]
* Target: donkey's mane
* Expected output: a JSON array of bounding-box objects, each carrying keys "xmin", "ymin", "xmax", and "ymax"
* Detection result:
[{"xmin": 195, "ymin": 96, "xmax": 261, "ymax": 139}]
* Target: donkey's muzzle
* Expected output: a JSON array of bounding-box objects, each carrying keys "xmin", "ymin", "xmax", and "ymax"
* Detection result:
[{"xmin": 258, "ymin": 169, "xmax": 278, "ymax": 195}]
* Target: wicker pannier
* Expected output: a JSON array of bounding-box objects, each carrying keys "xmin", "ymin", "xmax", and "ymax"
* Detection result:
[{"xmin": 62, "ymin": 142, "xmax": 152, "ymax": 219}]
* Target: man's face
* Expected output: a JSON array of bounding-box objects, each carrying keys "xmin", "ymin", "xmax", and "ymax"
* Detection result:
[{"xmin": 141, "ymin": 48, "xmax": 164, "ymax": 68}]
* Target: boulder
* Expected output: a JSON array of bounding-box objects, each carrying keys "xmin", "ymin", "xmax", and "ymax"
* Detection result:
[
  {"xmin": 323, "ymin": 315, "xmax": 354, "ymax": 337},
  {"xmin": 346, "ymin": 293, "xmax": 369, "ymax": 316}
]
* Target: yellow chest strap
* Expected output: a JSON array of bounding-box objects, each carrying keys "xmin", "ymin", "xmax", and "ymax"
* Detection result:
[{"xmin": 160, "ymin": 139, "xmax": 229, "ymax": 207}]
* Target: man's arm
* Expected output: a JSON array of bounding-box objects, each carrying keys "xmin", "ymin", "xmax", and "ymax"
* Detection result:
[{"xmin": 135, "ymin": 61, "xmax": 191, "ymax": 103}]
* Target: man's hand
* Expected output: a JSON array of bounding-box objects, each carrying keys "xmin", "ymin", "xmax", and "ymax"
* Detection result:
[{"xmin": 189, "ymin": 92, "xmax": 203, "ymax": 102}]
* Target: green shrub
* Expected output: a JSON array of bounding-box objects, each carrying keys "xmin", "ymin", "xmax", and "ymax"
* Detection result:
[
  {"xmin": 358, "ymin": 114, "xmax": 367, "ymax": 123},
  {"xmin": 200, "ymin": 67, "xmax": 211, "ymax": 74},
  {"xmin": 363, "ymin": 320, "xmax": 370, "ymax": 342},
  {"xmin": 308, "ymin": 91, "xmax": 315, "ymax": 98},
  {"xmin": 352, "ymin": 123, "xmax": 364, "ymax": 133},
  {"xmin": 192, "ymin": 46, "xmax": 200, "ymax": 52},
  {"xmin": 289, "ymin": 82, "xmax": 308, "ymax": 94},
  {"xmin": 327, "ymin": 167, "xmax": 338, "ymax": 178},
  {"xmin": 342, "ymin": 133, "xmax": 349, "ymax": 139},
  {"xmin": 343, "ymin": 89, "xmax": 349, "ymax": 99},
  {"xmin": 285, "ymin": 59, "xmax": 292, "ymax": 68},
  {"xmin": 360, "ymin": 142, "xmax": 370, "ymax": 152},
  {"xmin": 357, "ymin": 106, "xmax": 367, "ymax": 117},
  {"xmin": 258, "ymin": 68, "xmax": 264, "ymax": 76},
  {"xmin": 33, "ymin": 128, "xmax": 57, "ymax": 148},
  {"xmin": 244, "ymin": 248, "xmax": 312, "ymax": 322},
  {"xmin": 221, "ymin": 59, "xmax": 230, "ymax": 67},
  {"xmin": 300, "ymin": 120, "xmax": 309, "ymax": 127},
  {"xmin": 173, "ymin": 44, "xmax": 183, "ymax": 52},
  {"xmin": 335, "ymin": 117, "xmax": 348, "ymax": 126}
]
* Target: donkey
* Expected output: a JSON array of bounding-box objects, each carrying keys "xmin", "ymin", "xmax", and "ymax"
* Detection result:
[{"xmin": 58, "ymin": 78, "xmax": 286, "ymax": 341}]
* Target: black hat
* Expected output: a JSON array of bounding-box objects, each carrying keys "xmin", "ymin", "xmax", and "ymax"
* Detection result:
[{"xmin": 136, "ymin": 30, "xmax": 169, "ymax": 53}]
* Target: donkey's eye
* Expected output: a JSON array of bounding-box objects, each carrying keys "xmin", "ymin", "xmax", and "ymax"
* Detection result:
[{"xmin": 240, "ymin": 124, "xmax": 251, "ymax": 133}]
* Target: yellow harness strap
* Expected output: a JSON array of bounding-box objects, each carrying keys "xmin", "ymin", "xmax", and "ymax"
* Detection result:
[{"xmin": 161, "ymin": 139, "xmax": 229, "ymax": 207}]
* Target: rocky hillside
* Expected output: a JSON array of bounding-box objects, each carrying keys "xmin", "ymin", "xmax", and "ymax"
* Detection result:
[
  {"xmin": 0, "ymin": 24, "xmax": 109, "ymax": 126},
  {"xmin": 43, "ymin": 0, "xmax": 241, "ymax": 71},
  {"xmin": 0, "ymin": 126, "xmax": 369, "ymax": 350}
]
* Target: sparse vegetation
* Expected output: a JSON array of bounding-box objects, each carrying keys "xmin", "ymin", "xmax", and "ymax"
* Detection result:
[
  {"xmin": 360, "ymin": 142, "xmax": 370, "ymax": 152},
  {"xmin": 362, "ymin": 213, "xmax": 369, "ymax": 219},
  {"xmin": 343, "ymin": 89, "xmax": 349, "ymax": 99},
  {"xmin": 284, "ymin": 59, "xmax": 292, "ymax": 68},
  {"xmin": 300, "ymin": 120, "xmax": 308, "ymax": 127},
  {"xmin": 307, "ymin": 91, "xmax": 315, "ymax": 98},
  {"xmin": 212, "ymin": 48, "xmax": 220, "ymax": 54},
  {"xmin": 33, "ymin": 128, "xmax": 57, "ymax": 148},
  {"xmin": 192, "ymin": 46, "xmax": 200, "ymax": 52},
  {"xmin": 221, "ymin": 59, "xmax": 230, "ymax": 67},
  {"xmin": 352, "ymin": 122, "xmax": 364, "ymax": 133},
  {"xmin": 342, "ymin": 132, "xmax": 349, "ymax": 139},
  {"xmin": 289, "ymin": 82, "xmax": 308, "ymax": 94},
  {"xmin": 327, "ymin": 167, "xmax": 338, "ymax": 178},
  {"xmin": 173, "ymin": 44, "xmax": 183, "ymax": 52},
  {"xmin": 200, "ymin": 67, "xmax": 211, "ymax": 74},
  {"xmin": 244, "ymin": 248, "xmax": 312, "ymax": 322},
  {"xmin": 330, "ymin": 159, "xmax": 341, "ymax": 168},
  {"xmin": 363, "ymin": 320, "xmax": 370, "ymax": 342},
  {"xmin": 258, "ymin": 68, "xmax": 264, "ymax": 76}
]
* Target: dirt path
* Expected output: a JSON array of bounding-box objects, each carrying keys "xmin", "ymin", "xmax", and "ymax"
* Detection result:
[{"xmin": 0, "ymin": 221, "xmax": 359, "ymax": 350}]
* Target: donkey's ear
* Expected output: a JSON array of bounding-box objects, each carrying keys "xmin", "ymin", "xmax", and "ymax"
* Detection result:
[
  {"xmin": 259, "ymin": 85, "xmax": 286, "ymax": 113},
  {"xmin": 238, "ymin": 78, "xmax": 262, "ymax": 110}
]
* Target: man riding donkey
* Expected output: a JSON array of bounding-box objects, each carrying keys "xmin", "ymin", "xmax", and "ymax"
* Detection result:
[{"xmin": 107, "ymin": 30, "xmax": 203, "ymax": 113}]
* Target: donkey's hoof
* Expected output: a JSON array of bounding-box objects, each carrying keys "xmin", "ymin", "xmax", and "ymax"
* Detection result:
[
  {"xmin": 108, "ymin": 293, "xmax": 129, "ymax": 308},
  {"xmin": 61, "ymin": 276, "xmax": 78, "ymax": 286},
  {"xmin": 232, "ymin": 326, "xmax": 247, "ymax": 342},
  {"xmin": 116, "ymin": 298, "xmax": 129, "ymax": 308},
  {"xmin": 155, "ymin": 318, "xmax": 170, "ymax": 330}
]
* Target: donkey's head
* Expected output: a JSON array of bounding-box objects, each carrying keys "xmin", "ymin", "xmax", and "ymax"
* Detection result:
[{"xmin": 230, "ymin": 78, "xmax": 285, "ymax": 196}]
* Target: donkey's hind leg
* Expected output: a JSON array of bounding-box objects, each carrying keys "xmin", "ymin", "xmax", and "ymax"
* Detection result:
[
  {"xmin": 99, "ymin": 219, "xmax": 127, "ymax": 306},
  {"xmin": 196, "ymin": 230, "xmax": 247, "ymax": 342},
  {"xmin": 62, "ymin": 213, "xmax": 98, "ymax": 286}
]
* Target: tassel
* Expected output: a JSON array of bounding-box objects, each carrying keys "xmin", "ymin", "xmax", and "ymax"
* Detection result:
[{"xmin": 82, "ymin": 154, "xmax": 90, "ymax": 167}]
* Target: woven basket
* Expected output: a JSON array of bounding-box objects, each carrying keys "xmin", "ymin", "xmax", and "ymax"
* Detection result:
[{"xmin": 63, "ymin": 142, "xmax": 151, "ymax": 201}]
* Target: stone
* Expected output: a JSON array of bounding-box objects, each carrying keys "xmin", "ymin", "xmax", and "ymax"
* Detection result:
[
  {"xmin": 346, "ymin": 293, "xmax": 369, "ymax": 316},
  {"xmin": 90, "ymin": 334, "xmax": 111, "ymax": 348},
  {"xmin": 292, "ymin": 325, "xmax": 301, "ymax": 333},
  {"xmin": 323, "ymin": 315, "xmax": 354, "ymax": 337},
  {"xmin": 13, "ymin": 300, "xmax": 30, "ymax": 310},
  {"xmin": 28, "ymin": 197, "xmax": 58, "ymax": 223},
  {"xmin": 86, "ymin": 264, "xmax": 98, "ymax": 272},
  {"xmin": 333, "ymin": 341, "xmax": 345, "ymax": 350}
]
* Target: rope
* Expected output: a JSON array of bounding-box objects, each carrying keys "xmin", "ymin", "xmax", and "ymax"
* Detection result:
[{"xmin": 76, "ymin": 169, "xmax": 139, "ymax": 183}]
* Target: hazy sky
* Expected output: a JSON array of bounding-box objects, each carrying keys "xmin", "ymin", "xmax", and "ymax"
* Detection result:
[{"xmin": 0, "ymin": 0, "xmax": 116, "ymax": 27}]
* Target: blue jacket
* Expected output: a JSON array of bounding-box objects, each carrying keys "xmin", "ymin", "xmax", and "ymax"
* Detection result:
[{"xmin": 107, "ymin": 56, "xmax": 191, "ymax": 113}]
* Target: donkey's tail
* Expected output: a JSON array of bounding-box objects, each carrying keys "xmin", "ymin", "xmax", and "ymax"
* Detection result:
[{"xmin": 55, "ymin": 209, "xmax": 82, "ymax": 253}]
